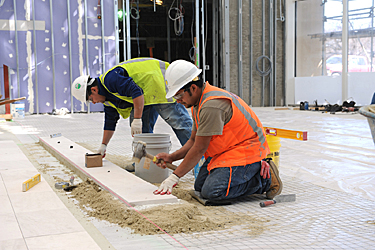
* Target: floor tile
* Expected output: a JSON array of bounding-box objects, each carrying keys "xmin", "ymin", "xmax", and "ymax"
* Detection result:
[
  {"xmin": 15, "ymin": 208, "xmax": 84, "ymax": 238},
  {"xmin": 25, "ymin": 232, "xmax": 101, "ymax": 250},
  {"xmin": 0, "ymin": 195, "xmax": 13, "ymax": 215},
  {"xmin": 0, "ymin": 238, "xmax": 28, "ymax": 250},
  {"xmin": 0, "ymin": 213, "xmax": 23, "ymax": 241},
  {"xmin": 8, "ymin": 191, "xmax": 66, "ymax": 214}
]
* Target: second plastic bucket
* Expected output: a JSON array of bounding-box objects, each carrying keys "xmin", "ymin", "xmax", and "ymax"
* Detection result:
[
  {"xmin": 359, "ymin": 105, "xmax": 375, "ymax": 146},
  {"xmin": 266, "ymin": 135, "xmax": 281, "ymax": 168},
  {"xmin": 133, "ymin": 133, "xmax": 171, "ymax": 183}
]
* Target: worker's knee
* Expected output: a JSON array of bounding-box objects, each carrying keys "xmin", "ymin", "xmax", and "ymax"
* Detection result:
[
  {"xmin": 200, "ymin": 169, "xmax": 230, "ymax": 200},
  {"xmin": 201, "ymin": 184, "xmax": 228, "ymax": 200}
]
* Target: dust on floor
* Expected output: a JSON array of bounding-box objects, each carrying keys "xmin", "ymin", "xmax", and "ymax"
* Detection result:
[{"xmin": 24, "ymin": 142, "xmax": 269, "ymax": 236}]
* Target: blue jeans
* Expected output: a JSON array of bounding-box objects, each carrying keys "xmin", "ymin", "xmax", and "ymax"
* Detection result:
[
  {"xmin": 130, "ymin": 102, "xmax": 192, "ymax": 146},
  {"xmin": 194, "ymin": 157, "xmax": 271, "ymax": 201},
  {"xmin": 129, "ymin": 105, "xmax": 159, "ymax": 133},
  {"xmin": 371, "ymin": 92, "xmax": 375, "ymax": 104}
]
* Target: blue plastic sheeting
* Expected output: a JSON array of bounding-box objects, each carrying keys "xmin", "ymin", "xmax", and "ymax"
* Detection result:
[{"xmin": 0, "ymin": 0, "xmax": 116, "ymax": 114}]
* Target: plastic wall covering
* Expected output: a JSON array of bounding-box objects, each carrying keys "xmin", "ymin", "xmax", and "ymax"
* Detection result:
[{"xmin": 0, "ymin": 0, "xmax": 116, "ymax": 114}]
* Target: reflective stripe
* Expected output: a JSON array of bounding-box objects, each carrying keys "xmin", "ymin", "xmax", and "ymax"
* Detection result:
[
  {"xmin": 159, "ymin": 60, "xmax": 174, "ymax": 102},
  {"xmin": 119, "ymin": 57, "xmax": 156, "ymax": 65},
  {"xmin": 201, "ymin": 90, "xmax": 267, "ymax": 146}
]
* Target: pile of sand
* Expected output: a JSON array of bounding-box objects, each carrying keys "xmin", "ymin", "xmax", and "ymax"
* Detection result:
[{"xmin": 68, "ymin": 179, "xmax": 268, "ymax": 236}]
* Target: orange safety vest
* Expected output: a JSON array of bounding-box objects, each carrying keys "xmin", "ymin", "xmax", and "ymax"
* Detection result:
[{"xmin": 192, "ymin": 83, "xmax": 270, "ymax": 195}]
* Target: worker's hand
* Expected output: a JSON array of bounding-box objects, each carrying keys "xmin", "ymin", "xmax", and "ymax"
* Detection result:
[
  {"xmin": 154, "ymin": 153, "xmax": 173, "ymax": 169},
  {"xmin": 131, "ymin": 118, "xmax": 142, "ymax": 136},
  {"xmin": 260, "ymin": 160, "xmax": 270, "ymax": 179},
  {"xmin": 97, "ymin": 143, "xmax": 107, "ymax": 158},
  {"xmin": 153, "ymin": 173, "xmax": 180, "ymax": 195}
]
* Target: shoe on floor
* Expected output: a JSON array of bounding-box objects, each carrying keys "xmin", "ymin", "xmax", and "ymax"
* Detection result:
[
  {"xmin": 125, "ymin": 162, "xmax": 135, "ymax": 172},
  {"xmin": 266, "ymin": 159, "xmax": 283, "ymax": 199}
]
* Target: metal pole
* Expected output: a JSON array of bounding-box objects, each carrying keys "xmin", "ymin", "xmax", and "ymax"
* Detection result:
[
  {"xmin": 32, "ymin": 0, "xmax": 39, "ymax": 114},
  {"xmin": 322, "ymin": 1, "xmax": 326, "ymax": 76},
  {"xmin": 49, "ymin": 0, "xmax": 56, "ymax": 110},
  {"xmin": 269, "ymin": 0, "xmax": 274, "ymax": 107},
  {"xmin": 342, "ymin": 0, "xmax": 349, "ymax": 102},
  {"xmin": 262, "ymin": 0, "xmax": 265, "ymax": 106},
  {"xmin": 201, "ymin": 0, "xmax": 206, "ymax": 81},
  {"xmin": 84, "ymin": 0, "xmax": 90, "ymax": 113},
  {"xmin": 238, "ymin": 0, "xmax": 243, "ymax": 98},
  {"xmin": 84, "ymin": 0, "xmax": 89, "ymax": 75},
  {"xmin": 101, "ymin": 0, "xmax": 105, "ymax": 73},
  {"xmin": 67, "ymin": 0, "xmax": 73, "ymax": 114},
  {"xmin": 122, "ymin": 0, "xmax": 126, "ymax": 60},
  {"xmin": 273, "ymin": 0, "xmax": 277, "ymax": 106},
  {"xmin": 282, "ymin": 0, "xmax": 286, "ymax": 106},
  {"xmin": 212, "ymin": 0, "xmax": 218, "ymax": 86},
  {"xmin": 224, "ymin": 0, "xmax": 230, "ymax": 91},
  {"xmin": 13, "ymin": 0, "xmax": 20, "ymax": 98},
  {"xmin": 371, "ymin": 0, "xmax": 374, "ymax": 72},
  {"xmin": 167, "ymin": 8, "xmax": 171, "ymax": 62},
  {"xmin": 195, "ymin": 0, "xmax": 200, "ymax": 69},
  {"xmin": 114, "ymin": 0, "xmax": 119, "ymax": 64},
  {"xmin": 249, "ymin": 0, "xmax": 253, "ymax": 106},
  {"xmin": 219, "ymin": 0, "xmax": 224, "ymax": 88},
  {"xmin": 126, "ymin": 0, "xmax": 131, "ymax": 59}
]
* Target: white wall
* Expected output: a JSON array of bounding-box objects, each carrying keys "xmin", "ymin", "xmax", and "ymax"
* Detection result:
[
  {"xmin": 295, "ymin": 76, "xmax": 342, "ymax": 105},
  {"xmin": 295, "ymin": 73, "xmax": 375, "ymax": 106}
]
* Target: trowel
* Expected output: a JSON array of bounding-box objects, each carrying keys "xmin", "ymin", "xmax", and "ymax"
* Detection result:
[{"xmin": 259, "ymin": 194, "xmax": 296, "ymax": 207}]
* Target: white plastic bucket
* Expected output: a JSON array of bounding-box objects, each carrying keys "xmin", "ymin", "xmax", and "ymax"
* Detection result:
[
  {"xmin": 133, "ymin": 133, "xmax": 171, "ymax": 183},
  {"xmin": 11, "ymin": 102, "xmax": 25, "ymax": 118}
]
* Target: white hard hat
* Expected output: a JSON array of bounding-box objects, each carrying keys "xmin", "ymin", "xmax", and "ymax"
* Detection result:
[
  {"xmin": 71, "ymin": 75, "xmax": 95, "ymax": 102},
  {"xmin": 165, "ymin": 60, "xmax": 202, "ymax": 99}
]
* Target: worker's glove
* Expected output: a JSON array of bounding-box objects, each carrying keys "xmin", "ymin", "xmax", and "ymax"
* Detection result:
[
  {"xmin": 131, "ymin": 118, "xmax": 142, "ymax": 136},
  {"xmin": 153, "ymin": 173, "xmax": 180, "ymax": 195},
  {"xmin": 97, "ymin": 143, "xmax": 107, "ymax": 158},
  {"xmin": 260, "ymin": 159, "xmax": 271, "ymax": 179}
]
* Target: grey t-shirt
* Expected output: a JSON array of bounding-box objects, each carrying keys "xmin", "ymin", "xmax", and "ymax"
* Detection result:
[{"xmin": 192, "ymin": 97, "xmax": 233, "ymax": 136}]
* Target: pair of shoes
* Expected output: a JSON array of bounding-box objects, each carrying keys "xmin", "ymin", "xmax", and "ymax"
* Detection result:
[
  {"xmin": 125, "ymin": 162, "xmax": 135, "ymax": 172},
  {"xmin": 265, "ymin": 159, "xmax": 283, "ymax": 199}
]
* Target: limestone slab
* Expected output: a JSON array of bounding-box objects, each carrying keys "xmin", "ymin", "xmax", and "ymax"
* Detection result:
[
  {"xmin": 0, "ymin": 213, "xmax": 23, "ymax": 241},
  {"xmin": 39, "ymin": 136, "xmax": 178, "ymax": 206},
  {"xmin": 9, "ymin": 191, "xmax": 66, "ymax": 214},
  {"xmin": 25, "ymin": 232, "xmax": 101, "ymax": 250},
  {"xmin": 0, "ymin": 238, "xmax": 28, "ymax": 250},
  {"xmin": 16, "ymin": 208, "xmax": 85, "ymax": 238},
  {"xmin": 0, "ymin": 195, "xmax": 13, "ymax": 215}
]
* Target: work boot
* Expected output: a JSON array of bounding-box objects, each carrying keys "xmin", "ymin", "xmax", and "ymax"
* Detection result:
[
  {"xmin": 266, "ymin": 159, "xmax": 283, "ymax": 199},
  {"xmin": 125, "ymin": 162, "xmax": 135, "ymax": 172}
]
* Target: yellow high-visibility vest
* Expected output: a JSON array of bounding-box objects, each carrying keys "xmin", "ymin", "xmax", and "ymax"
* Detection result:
[{"xmin": 99, "ymin": 58, "xmax": 175, "ymax": 119}]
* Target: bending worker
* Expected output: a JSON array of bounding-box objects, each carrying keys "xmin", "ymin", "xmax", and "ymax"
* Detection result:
[
  {"xmin": 72, "ymin": 58, "xmax": 193, "ymax": 170},
  {"xmin": 154, "ymin": 59, "xmax": 282, "ymax": 202}
]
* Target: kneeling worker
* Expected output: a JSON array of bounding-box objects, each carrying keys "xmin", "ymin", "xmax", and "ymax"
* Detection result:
[
  {"xmin": 154, "ymin": 59, "xmax": 282, "ymax": 202},
  {"xmin": 72, "ymin": 58, "xmax": 193, "ymax": 171}
]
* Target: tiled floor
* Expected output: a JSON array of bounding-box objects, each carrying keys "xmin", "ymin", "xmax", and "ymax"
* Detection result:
[{"xmin": 1, "ymin": 107, "xmax": 375, "ymax": 250}]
